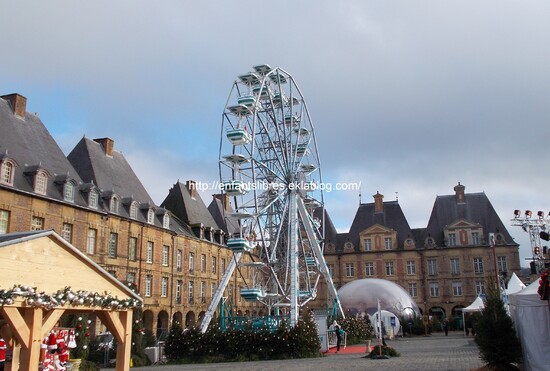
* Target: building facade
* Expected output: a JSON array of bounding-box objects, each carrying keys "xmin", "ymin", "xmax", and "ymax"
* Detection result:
[
  {"xmin": 0, "ymin": 93, "xmax": 259, "ymax": 337},
  {"xmin": 315, "ymin": 184, "xmax": 521, "ymax": 320}
]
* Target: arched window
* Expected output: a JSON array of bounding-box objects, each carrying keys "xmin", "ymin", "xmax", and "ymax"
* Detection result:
[
  {"xmin": 130, "ymin": 202, "xmax": 138, "ymax": 219},
  {"xmin": 34, "ymin": 171, "xmax": 48, "ymax": 195},
  {"xmin": 89, "ymin": 190, "xmax": 99, "ymax": 209},
  {"xmin": 0, "ymin": 161, "xmax": 15, "ymax": 185},
  {"xmin": 63, "ymin": 182, "xmax": 75, "ymax": 202},
  {"xmin": 147, "ymin": 209, "xmax": 155, "ymax": 224},
  {"xmin": 110, "ymin": 196, "xmax": 119, "ymax": 214}
]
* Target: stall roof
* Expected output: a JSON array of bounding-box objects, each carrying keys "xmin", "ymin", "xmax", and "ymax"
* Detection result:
[{"xmin": 0, "ymin": 229, "xmax": 142, "ymax": 303}]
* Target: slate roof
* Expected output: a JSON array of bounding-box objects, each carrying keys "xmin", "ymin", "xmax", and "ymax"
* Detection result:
[
  {"xmin": 0, "ymin": 96, "xmax": 88, "ymax": 207},
  {"xmin": 313, "ymin": 207, "xmax": 338, "ymax": 245},
  {"xmin": 422, "ymin": 191, "xmax": 517, "ymax": 247},
  {"xmin": 207, "ymin": 195, "xmax": 239, "ymax": 236},
  {"xmin": 347, "ymin": 200, "xmax": 415, "ymax": 250},
  {"xmin": 68, "ymin": 137, "xmax": 154, "ymax": 205},
  {"xmin": 161, "ymin": 181, "xmax": 220, "ymax": 230}
]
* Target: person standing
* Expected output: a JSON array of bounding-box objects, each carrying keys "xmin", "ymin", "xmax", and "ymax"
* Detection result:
[
  {"xmin": 335, "ymin": 325, "xmax": 342, "ymax": 353},
  {"xmin": 443, "ymin": 319, "xmax": 449, "ymax": 336},
  {"xmin": 0, "ymin": 337, "xmax": 6, "ymax": 371}
]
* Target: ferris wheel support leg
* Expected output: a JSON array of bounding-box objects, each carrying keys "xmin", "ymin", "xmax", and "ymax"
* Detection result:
[
  {"xmin": 289, "ymin": 191, "xmax": 300, "ymax": 327},
  {"xmin": 199, "ymin": 252, "xmax": 243, "ymax": 333},
  {"xmin": 297, "ymin": 198, "xmax": 345, "ymax": 319}
]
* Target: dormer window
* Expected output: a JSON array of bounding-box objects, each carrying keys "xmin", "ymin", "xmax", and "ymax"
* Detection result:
[
  {"xmin": 147, "ymin": 209, "xmax": 155, "ymax": 224},
  {"xmin": 130, "ymin": 201, "xmax": 138, "ymax": 219},
  {"xmin": 63, "ymin": 182, "xmax": 75, "ymax": 202},
  {"xmin": 34, "ymin": 171, "xmax": 48, "ymax": 195},
  {"xmin": 0, "ymin": 160, "xmax": 15, "ymax": 186},
  {"xmin": 110, "ymin": 196, "xmax": 119, "ymax": 214},
  {"xmin": 163, "ymin": 214, "xmax": 170, "ymax": 229},
  {"xmin": 89, "ymin": 190, "xmax": 99, "ymax": 209}
]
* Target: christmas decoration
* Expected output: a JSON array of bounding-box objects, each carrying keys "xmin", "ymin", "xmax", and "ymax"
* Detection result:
[{"xmin": 0, "ymin": 285, "xmax": 141, "ymax": 309}]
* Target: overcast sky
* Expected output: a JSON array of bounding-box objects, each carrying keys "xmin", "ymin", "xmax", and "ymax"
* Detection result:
[{"xmin": 2, "ymin": 1, "xmax": 550, "ymax": 267}]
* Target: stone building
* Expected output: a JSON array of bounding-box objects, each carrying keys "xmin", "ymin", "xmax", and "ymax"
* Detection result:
[
  {"xmin": 315, "ymin": 184, "xmax": 521, "ymax": 321},
  {"xmin": 0, "ymin": 93, "xmax": 258, "ymax": 337}
]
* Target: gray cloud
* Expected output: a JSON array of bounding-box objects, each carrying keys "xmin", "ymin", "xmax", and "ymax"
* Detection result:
[{"xmin": 2, "ymin": 1, "xmax": 550, "ymax": 265}]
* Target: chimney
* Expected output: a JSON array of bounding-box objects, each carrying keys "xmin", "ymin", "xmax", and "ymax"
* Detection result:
[
  {"xmin": 186, "ymin": 180, "xmax": 197, "ymax": 198},
  {"xmin": 214, "ymin": 193, "xmax": 230, "ymax": 212},
  {"xmin": 373, "ymin": 191, "xmax": 384, "ymax": 213},
  {"xmin": 2, "ymin": 93, "xmax": 27, "ymax": 118},
  {"xmin": 454, "ymin": 182, "xmax": 466, "ymax": 203},
  {"xmin": 94, "ymin": 138, "xmax": 114, "ymax": 156}
]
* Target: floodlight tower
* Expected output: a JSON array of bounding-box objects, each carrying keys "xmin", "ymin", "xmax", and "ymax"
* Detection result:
[{"xmin": 510, "ymin": 209, "xmax": 548, "ymax": 274}]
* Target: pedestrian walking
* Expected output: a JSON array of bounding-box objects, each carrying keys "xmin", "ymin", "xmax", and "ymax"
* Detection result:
[
  {"xmin": 335, "ymin": 325, "xmax": 343, "ymax": 353},
  {"xmin": 381, "ymin": 321, "xmax": 387, "ymax": 346},
  {"xmin": 443, "ymin": 319, "xmax": 449, "ymax": 336}
]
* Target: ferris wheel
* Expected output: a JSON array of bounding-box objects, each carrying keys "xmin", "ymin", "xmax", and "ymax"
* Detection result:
[{"xmin": 200, "ymin": 65, "xmax": 343, "ymax": 332}]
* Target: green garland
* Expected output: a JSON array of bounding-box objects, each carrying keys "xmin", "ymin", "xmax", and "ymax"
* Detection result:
[{"xmin": 0, "ymin": 284, "xmax": 141, "ymax": 310}]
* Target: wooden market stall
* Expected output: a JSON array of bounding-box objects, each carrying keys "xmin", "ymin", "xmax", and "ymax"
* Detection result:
[{"xmin": 0, "ymin": 230, "xmax": 142, "ymax": 371}]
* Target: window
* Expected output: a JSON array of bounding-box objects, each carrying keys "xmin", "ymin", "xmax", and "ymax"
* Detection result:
[
  {"xmin": 108, "ymin": 233, "xmax": 118, "ymax": 258},
  {"xmin": 189, "ymin": 252, "xmax": 195, "ymax": 272},
  {"xmin": 497, "ymin": 256, "xmax": 507, "ymax": 274},
  {"xmin": 130, "ymin": 202, "xmax": 138, "ymax": 219},
  {"xmin": 89, "ymin": 190, "xmax": 98, "ymax": 209},
  {"xmin": 201, "ymin": 281, "xmax": 206, "ymax": 303},
  {"xmin": 161, "ymin": 277, "xmax": 168, "ymax": 297},
  {"xmin": 406, "ymin": 260, "xmax": 416, "ymax": 275},
  {"xmin": 408, "ymin": 283, "xmax": 418, "ymax": 298},
  {"xmin": 221, "ymin": 258, "xmax": 226, "ymax": 274},
  {"xmin": 146, "ymin": 242, "xmax": 153, "ymax": 263},
  {"xmin": 128, "ymin": 237, "xmax": 137, "ymax": 261},
  {"xmin": 127, "ymin": 272, "xmax": 135, "ymax": 285},
  {"xmin": 364, "ymin": 238, "xmax": 372, "ymax": 251},
  {"xmin": 188, "ymin": 281, "xmax": 194, "ymax": 303},
  {"xmin": 365, "ymin": 262, "xmax": 374, "ymax": 276},
  {"xmin": 385, "ymin": 261, "xmax": 394, "ymax": 276},
  {"xmin": 31, "ymin": 216, "xmax": 44, "ymax": 230},
  {"xmin": 34, "ymin": 172, "xmax": 47, "ymax": 194},
  {"xmin": 452, "ymin": 281, "xmax": 463, "ymax": 296},
  {"xmin": 428, "ymin": 259, "xmax": 437, "ymax": 276},
  {"xmin": 211, "ymin": 283, "xmax": 216, "ymax": 299},
  {"xmin": 110, "ymin": 196, "xmax": 119, "ymax": 213},
  {"xmin": 87, "ymin": 228, "xmax": 97, "ymax": 254},
  {"xmin": 0, "ymin": 161, "xmax": 14, "ymax": 185},
  {"xmin": 328, "ymin": 264, "xmax": 334, "ymax": 277},
  {"xmin": 63, "ymin": 182, "xmax": 74, "ymax": 202},
  {"xmin": 176, "ymin": 249, "xmax": 182, "ymax": 272},
  {"xmin": 473, "ymin": 257, "xmax": 484, "ymax": 273},
  {"xmin": 201, "ymin": 254, "xmax": 206, "ymax": 272},
  {"xmin": 176, "ymin": 280, "xmax": 182, "ymax": 304},
  {"xmin": 0, "ymin": 210, "xmax": 9, "ymax": 234},
  {"xmin": 449, "ymin": 231, "xmax": 460, "ymax": 246},
  {"xmin": 451, "ymin": 258, "xmax": 460, "ymax": 274},
  {"xmin": 475, "ymin": 280, "xmax": 485, "ymax": 295},
  {"xmin": 145, "ymin": 275, "xmax": 152, "ymax": 297},
  {"xmin": 472, "ymin": 232, "xmax": 480, "ymax": 245},
  {"xmin": 147, "ymin": 209, "xmax": 155, "ymax": 224},
  {"xmin": 108, "ymin": 270, "xmax": 116, "ymax": 278},
  {"xmin": 345, "ymin": 263, "xmax": 355, "ymax": 277},
  {"xmin": 163, "ymin": 214, "xmax": 170, "ymax": 229},
  {"xmin": 384, "ymin": 237, "xmax": 392, "ymax": 250},
  {"xmin": 162, "ymin": 245, "xmax": 169, "ymax": 266},
  {"xmin": 429, "ymin": 282, "xmax": 440, "ymax": 297},
  {"xmin": 211, "ymin": 256, "xmax": 217, "ymax": 273},
  {"xmin": 61, "ymin": 223, "xmax": 73, "ymax": 243}
]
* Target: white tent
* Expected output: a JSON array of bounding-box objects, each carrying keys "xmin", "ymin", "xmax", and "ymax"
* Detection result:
[
  {"xmin": 462, "ymin": 296, "xmax": 485, "ymax": 335},
  {"xmin": 509, "ymin": 281, "xmax": 550, "ymax": 371},
  {"xmin": 506, "ymin": 272, "xmax": 527, "ymax": 295}
]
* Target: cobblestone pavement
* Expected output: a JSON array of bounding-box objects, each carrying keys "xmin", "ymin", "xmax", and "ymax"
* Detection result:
[{"xmin": 103, "ymin": 332, "xmax": 485, "ymax": 371}]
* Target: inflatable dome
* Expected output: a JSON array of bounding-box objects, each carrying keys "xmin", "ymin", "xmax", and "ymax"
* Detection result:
[{"xmin": 338, "ymin": 278, "xmax": 421, "ymax": 318}]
